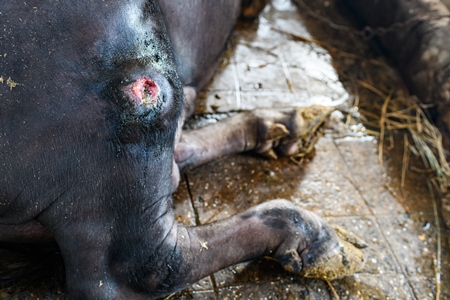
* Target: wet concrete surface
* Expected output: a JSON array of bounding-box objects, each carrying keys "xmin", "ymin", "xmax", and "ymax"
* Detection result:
[{"xmin": 170, "ymin": 0, "xmax": 450, "ymax": 299}]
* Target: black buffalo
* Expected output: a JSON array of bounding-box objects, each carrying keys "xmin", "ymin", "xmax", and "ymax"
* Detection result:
[{"xmin": 0, "ymin": 1, "xmax": 364, "ymax": 298}]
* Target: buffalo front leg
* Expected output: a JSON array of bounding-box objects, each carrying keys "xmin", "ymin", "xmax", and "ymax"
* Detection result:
[
  {"xmin": 49, "ymin": 200, "xmax": 365, "ymax": 299},
  {"xmin": 173, "ymin": 200, "xmax": 366, "ymax": 293}
]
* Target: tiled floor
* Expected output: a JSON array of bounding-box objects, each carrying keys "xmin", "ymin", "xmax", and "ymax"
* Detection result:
[
  {"xmin": 2, "ymin": 1, "xmax": 448, "ymax": 300},
  {"xmin": 170, "ymin": 0, "xmax": 450, "ymax": 299}
]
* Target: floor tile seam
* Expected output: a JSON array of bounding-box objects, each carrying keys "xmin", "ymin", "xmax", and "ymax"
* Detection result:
[
  {"xmin": 201, "ymin": 89, "xmax": 305, "ymax": 94},
  {"xmin": 212, "ymin": 282, "xmax": 282, "ymax": 290},
  {"xmin": 331, "ymin": 138, "xmax": 377, "ymax": 217},
  {"xmin": 330, "ymin": 138, "xmax": 419, "ymax": 292},
  {"xmin": 183, "ymin": 174, "xmax": 201, "ymax": 226},
  {"xmin": 279, "ymin": 50, "xmax": 296, "ymax": 94},
  {"xmin": 183, "ymin": 174, "xmax": 220, "ymax": 299},
  {"xmin": 371, "ymin": 212, "xmax": 420, "ymax": 299},
  {"xmin": 231, "ymin": 62, "xmax": 241, "ymax": 110},
  {"xmin": 235, "ymin": 60, "xmax": 284, "ymax": 67},
  {"xmin": 211, "ymin": 280, "xmax": 291, "ymax": 290}
]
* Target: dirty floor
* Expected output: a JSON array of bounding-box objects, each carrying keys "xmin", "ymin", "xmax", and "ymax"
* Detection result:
[
  {"xmin": 2, "ymin": 1, "xmax": 449, "ymax": 300},
  {"xmin": 170, "ymin": 0, "xmax": 450, "ymax": 299}
]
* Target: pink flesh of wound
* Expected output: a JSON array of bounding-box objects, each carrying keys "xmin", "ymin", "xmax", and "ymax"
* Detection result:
[{"xmin": 132, "ymin": 77, "xmax": 159, "ymax": 105}]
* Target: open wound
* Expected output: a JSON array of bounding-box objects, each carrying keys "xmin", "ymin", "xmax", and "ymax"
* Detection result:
[{"xmin": 132, "ymin": 77, "xmax": 159, "ymax": 105}]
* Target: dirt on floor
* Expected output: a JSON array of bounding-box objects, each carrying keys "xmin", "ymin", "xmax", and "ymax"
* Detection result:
[
  {"xmin": 1, "ymin": 1, "xmax": 448, "ymax": 299},
  {"xmin": 170, "ymin": 0, "xmax": 450, "ymax": 299}
]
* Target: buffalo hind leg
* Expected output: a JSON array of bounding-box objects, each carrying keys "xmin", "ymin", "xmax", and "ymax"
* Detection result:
[{"xmin": 175, "ymin": 105, "xmax": 333, "ymax": 174}]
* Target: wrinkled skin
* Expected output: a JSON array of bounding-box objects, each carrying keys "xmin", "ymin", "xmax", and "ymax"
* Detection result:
[{"xmin": 0, "ymin": 1, "xmax": 365, "ymax": 299}]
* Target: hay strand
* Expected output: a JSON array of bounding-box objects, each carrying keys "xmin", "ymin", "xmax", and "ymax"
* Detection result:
[{"xmin": 354, "ymin": 80, "xmax": 450, "ymax": 192}]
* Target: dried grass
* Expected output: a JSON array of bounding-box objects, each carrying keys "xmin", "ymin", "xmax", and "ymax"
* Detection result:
[
  {"xmin": 354, "ymin": 80, "xmax": 450, "ymax": 192},
  {"xmin": 354, "ymin": 81, "xmax": 446, "ymax": 297}
]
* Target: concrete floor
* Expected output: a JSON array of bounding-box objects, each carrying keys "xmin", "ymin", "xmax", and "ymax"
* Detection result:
[
  {"xmin": 169, "ymin": 0, "xmax": 450, "ymax": 299},
  {"xmin": 2, "ymin": 1, "xmax": 448, "ymax": 299}
]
